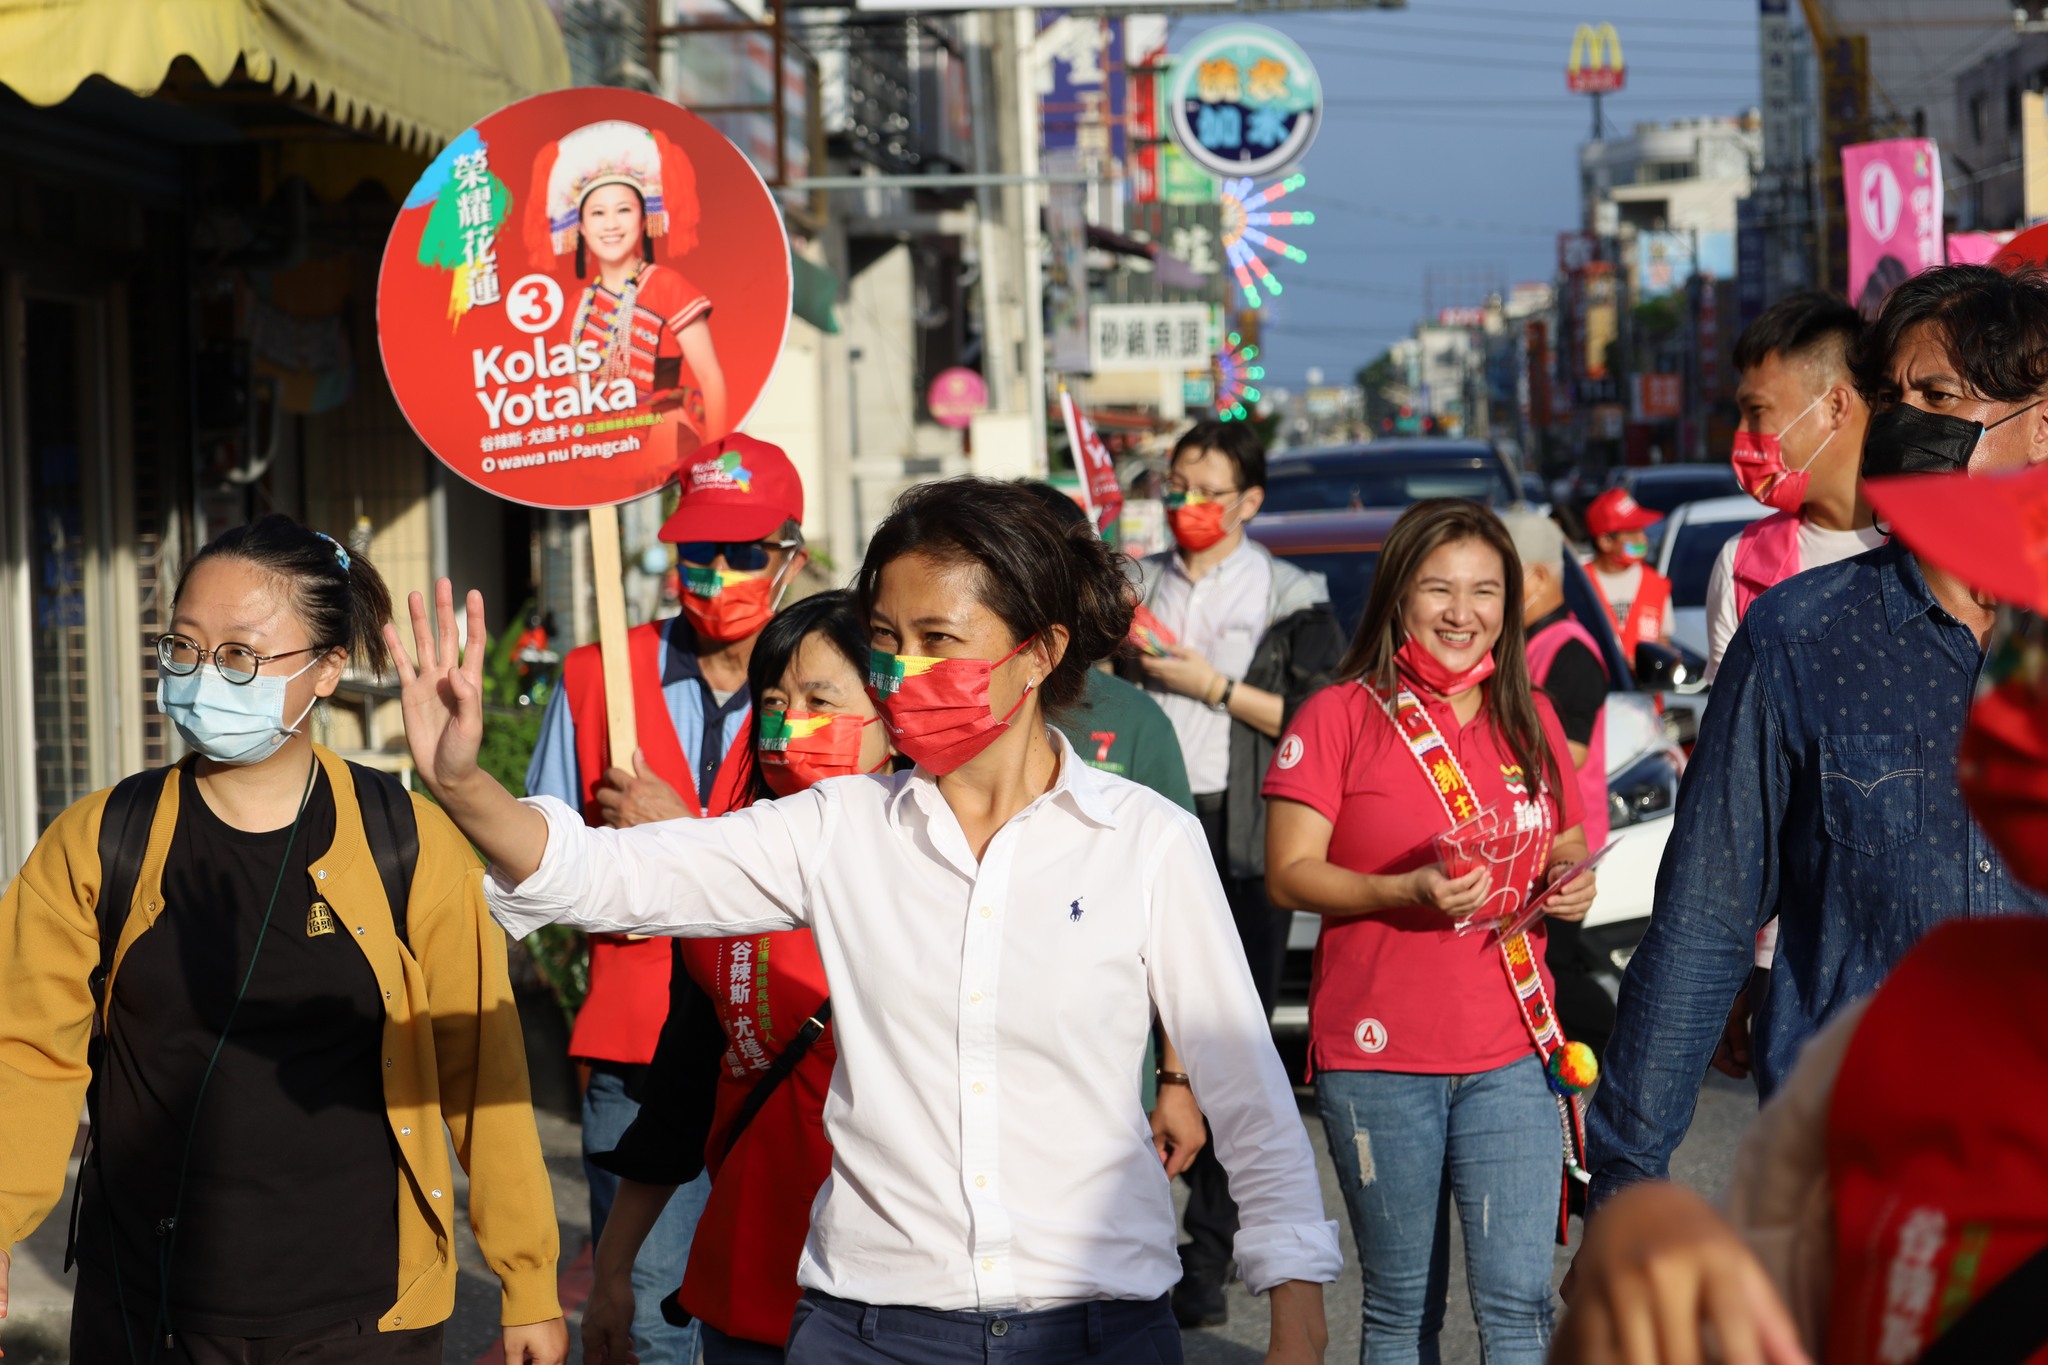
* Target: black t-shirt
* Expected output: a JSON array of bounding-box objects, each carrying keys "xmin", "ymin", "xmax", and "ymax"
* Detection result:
[
  {"xmin": 80, "ymin": 766, "xmax": 401, "ymax": 1335},
  {"xmin": 1530, "ymin": 607, "xmax": 1609, "ymax": 747}
]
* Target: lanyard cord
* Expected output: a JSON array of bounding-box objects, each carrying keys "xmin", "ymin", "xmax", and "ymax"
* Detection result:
[{"xmin": 99, "ymin": 755, "xmax": 319, "ymax": 1362}]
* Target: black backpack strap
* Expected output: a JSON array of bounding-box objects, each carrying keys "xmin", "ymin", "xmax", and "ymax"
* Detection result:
[
  {"xmin": 717, "ymin": 998, "xmax": 832, "ymax": 1163},
  {"xmin": 88, "ymin": 766, "xmax": 174, "ymax": 1017},
  {"xmin": 1918, "ymin": 1238, "xmax": 2048, "ymax": 1365},
  {"xmin": 348, "ymin": 763, "xmax": 419, "ymax": 950},
  {"xmin": 69, "ymin": 763, "xmax": 173, "ymax": 1270}
]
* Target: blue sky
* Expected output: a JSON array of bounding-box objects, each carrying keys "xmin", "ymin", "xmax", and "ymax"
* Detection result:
[{"xmin": 1167, "ymin": 0, "xmax": 1764, "ymax": 390}]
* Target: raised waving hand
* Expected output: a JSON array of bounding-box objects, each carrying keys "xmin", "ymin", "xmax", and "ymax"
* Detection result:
[
  {"xmin": 384, "ymin": 579, "xmax": 550, "ymax": 882},
  {"xmin": 385, "ymin": 579, "xmax": 489, "ymax": 796}
]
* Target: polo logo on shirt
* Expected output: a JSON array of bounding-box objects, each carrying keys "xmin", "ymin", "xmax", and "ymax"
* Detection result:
[
  {"xmin": 1354, "ymin": 1018, "xmax": 1388, "ymax": 1054},
  {"xmin": 1277, "ymin": 734, "xmax": 1304, "ymax": 770},
  {"xmin": 1090, "ymin": 731, "xmax": 1116, "ymax": 763},
  {"xmin": 1069, "ymin": 897, "xmax": 1085, "ymax": 922}
]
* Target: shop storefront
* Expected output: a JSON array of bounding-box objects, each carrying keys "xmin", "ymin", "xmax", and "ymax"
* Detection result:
[{"xmin": 0, "ymin": 0, "xmax": 569, "ymax": 874}]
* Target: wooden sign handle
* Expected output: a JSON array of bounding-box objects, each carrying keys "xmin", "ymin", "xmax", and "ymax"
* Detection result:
[{"xmin": 587, "ymin": 506, "xmax": 638, "ymax": 766}]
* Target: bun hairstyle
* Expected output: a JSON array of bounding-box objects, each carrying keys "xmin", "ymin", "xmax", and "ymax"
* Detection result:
[
  {"xmin": 174, "ymin": 515, "xmax": 394, "ymax": 678},
  {"xmin": 857, "ymin": 478, "xmax": 1135, "ymax": 720},
  {"xmin": 735, "ymin": 589, "xmax": 871, "ymax": 805}
]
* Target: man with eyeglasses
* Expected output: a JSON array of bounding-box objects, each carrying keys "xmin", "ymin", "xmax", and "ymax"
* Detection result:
[
  {"xmin": 1126, "ymin": 418, "xmax": 1346, "ymax": 1328},
  {"xmin": 526, "ymin": 432, "xmax": 807, "ymax": 1365}
]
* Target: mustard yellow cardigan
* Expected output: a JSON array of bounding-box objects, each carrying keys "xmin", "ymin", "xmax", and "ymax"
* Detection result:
[{"xmin": 0, "ymin": 745, "xmax": 561, "ymax": 1330}]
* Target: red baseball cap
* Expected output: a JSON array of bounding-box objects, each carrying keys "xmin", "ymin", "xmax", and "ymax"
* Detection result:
[
  {"xmin": 1865, "ymin": 464, "xmax": 2048, "ymax": 615},
  {"xmin": 659, "ymin": 434, "xmax": 805, "ymax": 544},
  {"xmin": 1584, "ymin": 488, "xmax": 1663, "ymax": 537}
]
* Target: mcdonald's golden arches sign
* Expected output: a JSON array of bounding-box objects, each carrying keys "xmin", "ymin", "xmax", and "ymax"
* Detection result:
[{"xmin": 1567, "ymin": 23, "xmax": 1625, "ymax": 94}]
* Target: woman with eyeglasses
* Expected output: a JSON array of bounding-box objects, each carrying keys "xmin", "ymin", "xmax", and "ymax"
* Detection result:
[
  {"xmin": 0, "ymin": 516, "xmax": 566, "ymax": 1365},
  {"xmin": 392, "ymin": 477, "xmax": 1341, "ymax": 1365}
]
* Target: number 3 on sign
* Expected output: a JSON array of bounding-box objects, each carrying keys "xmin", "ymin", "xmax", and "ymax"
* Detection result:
[{"xmin": 506, "ymin": 273, "xmax": 564, "ymax": 334}]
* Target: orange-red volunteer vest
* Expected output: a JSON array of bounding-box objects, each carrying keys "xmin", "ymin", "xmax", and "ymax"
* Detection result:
[
  {"xmin": 1826, "ymin": 918, "xmax": 2048, "ymax": 1364},
  {"xmin": 673, "ymin": 931, "xmax": 836, "ymax": 1345},
  {"xmin": 1589, "ymin": 564, "xmax": 1672, "ymax": 660},
  {"xmin": 562, "ymin": 620, "xmax": 751, "ymax": 1064}
]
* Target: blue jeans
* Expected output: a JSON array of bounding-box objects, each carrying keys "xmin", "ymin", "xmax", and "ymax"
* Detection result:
[
  {"xmin": 584, "ymin": 1066, "xmax": 713, "ymax": 1365},
  {"xmin": 1316, "ymin": 1056, "xmax": 1560, "ymax": 1365}
]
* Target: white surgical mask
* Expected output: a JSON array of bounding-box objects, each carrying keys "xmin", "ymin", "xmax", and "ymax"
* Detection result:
[{"xmin": 156, "ymin": 655, "xmax": 324, "ymax": 765}]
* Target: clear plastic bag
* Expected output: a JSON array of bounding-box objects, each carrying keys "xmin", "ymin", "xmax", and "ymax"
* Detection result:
[{"xmin": 1434, "ymin": 801, "xmax": 1555, "ymax": 936}]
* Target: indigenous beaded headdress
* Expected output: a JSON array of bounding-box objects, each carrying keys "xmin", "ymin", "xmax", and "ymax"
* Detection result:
[{"xmin": 525, "ymin": 119, "xmax": 700, "ymax": 267}]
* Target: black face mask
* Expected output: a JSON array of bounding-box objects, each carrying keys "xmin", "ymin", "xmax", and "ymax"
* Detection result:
[{"xmin": 1862, "ymin": 399, "xmax": 2043, "ymax": 479}]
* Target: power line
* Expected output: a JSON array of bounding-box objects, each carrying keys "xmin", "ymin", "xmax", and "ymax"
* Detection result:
[
  {"xmin": 1314, "ymin": 19, "xmax": 1761, "ymax": 55},
  {"xmin": 1303, "ymin": 39, "xmax": 1757, "ymax": 78},
  {"xmin": 1416, "ymin": 4, "xmax": 1759, "ymax": 32}
]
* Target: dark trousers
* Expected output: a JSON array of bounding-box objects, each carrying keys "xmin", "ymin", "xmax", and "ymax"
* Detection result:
[
  {"xmin": 69, "ymin": 1268, "xmax": 442, "ymax": 1365},
  {"xmin": 1179, "ymin": 793, "xmax": 1292, "ymax": 1292},
  {"xmin": 784, "ymin": 1292, "xmax": 1182, "ymax": 1363}
]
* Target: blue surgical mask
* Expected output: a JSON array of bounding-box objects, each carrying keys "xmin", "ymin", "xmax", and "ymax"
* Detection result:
[{"xmin": 156, "ymin": 655, "xmax": 325, "ymax": 765}]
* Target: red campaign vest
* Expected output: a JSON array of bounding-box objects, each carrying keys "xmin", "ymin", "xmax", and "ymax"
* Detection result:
[
  {"xmin": 1731, "ymin": 511, "xmax": 1804, "ymax": 619},
  {"xmin": 1526, "ymin": 617, "xmax": 1610, "ymax": 850},
  {"xmin": 672, "ymin": 931, "xmax": 837, "ymax": 1345},
  {"xmin": 1826, "ymin": 919, "xmax": 2048, "ymax": 1365},
  {"xmin": 1589, "ymin": 564, "xmax": 1672, "ymax": 660},
  {"xmin": 562, "ymin": 620, "xmax": 752, "ymax": 1064}
]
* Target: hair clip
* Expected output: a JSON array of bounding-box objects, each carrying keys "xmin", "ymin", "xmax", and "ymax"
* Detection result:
[{"xmin": 315, "ymin": 531, "xmax": 352, "ymax": 573}]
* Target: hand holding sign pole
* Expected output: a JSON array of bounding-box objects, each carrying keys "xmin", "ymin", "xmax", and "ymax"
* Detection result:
[{"xmin": 378, "ymin": 89, "xmax": 792, "ymax": 763}]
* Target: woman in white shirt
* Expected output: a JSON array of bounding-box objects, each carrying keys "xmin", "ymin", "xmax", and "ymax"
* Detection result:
[{"xmin": 387, "ymin": 478, "xmax": 1341, "ymax": 1364}]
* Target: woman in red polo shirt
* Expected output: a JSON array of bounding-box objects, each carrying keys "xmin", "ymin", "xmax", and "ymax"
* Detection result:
[{"xmin": 1265, "ymin": 499, "xmax": 1599, "ymax": 1365}]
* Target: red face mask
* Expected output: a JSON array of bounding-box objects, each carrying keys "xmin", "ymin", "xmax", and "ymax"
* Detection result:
[
  {"xmin": 865, "ymin": 637, "xmax": 1036, "ymax": 775},
  {"xmin": 680, "ymin": 564, "xmax": 784, "ymax": 643},
  {"xmin": 1166, "ymin": 490, "xmax": 1242, "ymax": 553},
  {"xmin": 1395, "ymin": 632, "xmax": 1497, "ymax": 697},
  {"xmin": 757, "ymin": 710, "xmax": 882, "ymax": 797},
  {"xmin": 1959, "ymin": 609, "xmax": 2048, "ymax": 893},
  {"xmin": 1730, "ymin": 393, "xmax": 1833, "ymax": 514}
]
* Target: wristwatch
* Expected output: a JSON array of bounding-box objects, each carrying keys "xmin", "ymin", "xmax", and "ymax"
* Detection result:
[
  {"xmin": 1211, "ymin": 679, "xmax": 1236, "ymax": 712},
  {"xmin": 1155, "ymin": 1069, "xmax": 1192, "ymax": 1088}
]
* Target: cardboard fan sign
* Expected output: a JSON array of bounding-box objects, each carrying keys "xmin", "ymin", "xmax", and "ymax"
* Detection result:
[{"xmin": 377, "ymin": 87, "xmax": 793, "ymax": 509}]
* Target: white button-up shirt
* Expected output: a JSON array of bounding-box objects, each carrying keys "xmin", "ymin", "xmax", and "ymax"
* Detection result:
[
  {"xmin": 488, "ymin": 731, "xmax": 1341, "ymax": 1311},
  {"xmin": 1144, "ymin": 538, "xmax": 1273, "ymax": 794}
]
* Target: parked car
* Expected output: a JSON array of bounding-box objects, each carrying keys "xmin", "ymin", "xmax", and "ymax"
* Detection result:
[
  {"xmin": 1604, "ymin": 463, "xmax": 1742, "ymax": 515},
  {"xmin": 1519, "ymin": 471, "xmax": 1552, "ymax": 514},
  {"xmin": 1653, "ymin": 494, "xmax": 1768, "ymax": 663},
  {"xmin": 1261, "ymin": 439, "xmax": 1522, "ymax": 515},
  {"xmin": 1248, "ymin": 508, "xmax": 1683, "ymax": 1044}
]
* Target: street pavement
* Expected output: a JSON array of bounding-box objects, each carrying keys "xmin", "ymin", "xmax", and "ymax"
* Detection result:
[{"xmin": 5, "ymin": 1077, "xmax": 1756, "ymax": 1363}]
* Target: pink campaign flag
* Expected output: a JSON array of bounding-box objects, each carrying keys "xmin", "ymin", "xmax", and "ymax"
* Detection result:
[
  {"xmin": 1060, "ymin": 387, "xmax": 1124, "ymax": 531},
  {"xmin": 1947, "ymin": 230, "xmax": 2015, "ymax": 266},
  {"xmin": 1842, "ymin": 138, "xmax": 1943, "ymax": 317}
]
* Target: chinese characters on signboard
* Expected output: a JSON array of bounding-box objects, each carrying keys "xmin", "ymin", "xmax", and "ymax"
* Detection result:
[
  {"xmin": 1088, "ymin": 303, "xmax": 1217, "ymax": 373},
  {"xmin": 1166, "ymin": 24, "xmax": 1321, "ymax": 181}
]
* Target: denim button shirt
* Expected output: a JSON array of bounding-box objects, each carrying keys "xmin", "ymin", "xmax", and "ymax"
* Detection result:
[{"xmin": 1586, "ymin": 543, "xmax": 2048, "ymax": 1206}]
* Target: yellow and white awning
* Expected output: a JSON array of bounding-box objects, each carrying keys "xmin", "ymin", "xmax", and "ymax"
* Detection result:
[{"xmin": 0, "ymin": 0, "xmax": 572, "ymax": 152}]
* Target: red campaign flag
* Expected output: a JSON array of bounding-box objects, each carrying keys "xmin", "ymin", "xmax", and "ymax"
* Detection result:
[{"xmin": 1060, "ymin": 387, "xmax": 1124, "ymax": 531}]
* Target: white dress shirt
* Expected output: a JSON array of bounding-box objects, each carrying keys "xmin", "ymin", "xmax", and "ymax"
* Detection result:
[
  {"xmin": 1144, "ymin": 538, "xmax": 1273, "ymax": 794},
  {"xmin": 488, "ymin": 730, "xmax": 1341, "ymax": 1311}
]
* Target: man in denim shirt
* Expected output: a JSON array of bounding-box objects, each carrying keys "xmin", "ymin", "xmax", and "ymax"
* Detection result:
[{"xmin": 1586, "ymin": 265, "xmax": 2048, "ymax": 1209}]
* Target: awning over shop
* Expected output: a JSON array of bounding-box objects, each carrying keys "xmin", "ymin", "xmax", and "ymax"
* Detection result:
[
  {"xmin": 0, "ymin": 0, "xmax": 572, "ymax": 152},
  {"xmin": 792, "ymin": 248, "xmax": 840, "ymax": 335}
]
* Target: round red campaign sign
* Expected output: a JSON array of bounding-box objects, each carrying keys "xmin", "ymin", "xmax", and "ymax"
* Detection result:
[{"xmin": 377, "ymin": 88, "xmax": 792, "ymax": 509}]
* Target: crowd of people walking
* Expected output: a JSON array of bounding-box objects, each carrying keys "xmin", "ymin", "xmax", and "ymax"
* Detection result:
[{"xmin": 6, "ymin": 263, "xmax": 2048, "ymax": 1365}]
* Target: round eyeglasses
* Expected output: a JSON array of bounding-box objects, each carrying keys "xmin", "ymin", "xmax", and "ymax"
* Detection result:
[{"xmin": 156, "ymin": 634, "xmax": 328, "ymax": 686}]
